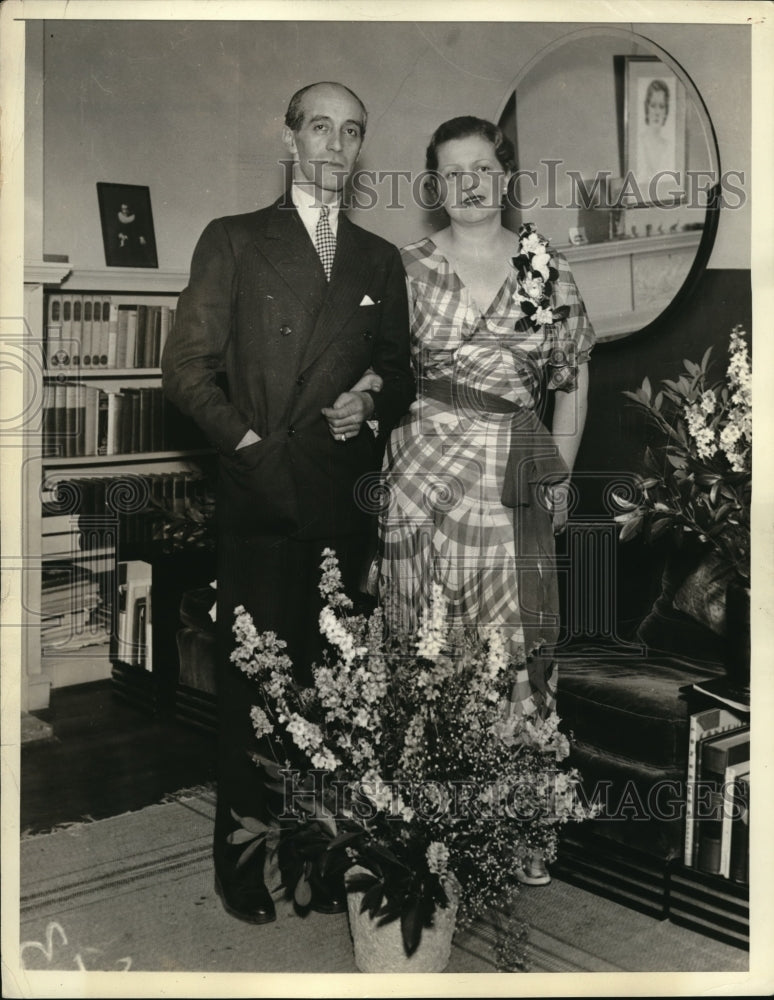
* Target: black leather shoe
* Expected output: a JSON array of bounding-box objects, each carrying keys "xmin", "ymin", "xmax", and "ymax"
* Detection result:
[
  {"xmin": 308, "ymin": 873, "xmax": 348, "ymax": 915},
  {"xmin": 214, "ymin": 873, "xmax": 276, "ymax": 924},
  {"xmin": 309, "ymin": 894, "xmax": 347, "ymax": 915}
]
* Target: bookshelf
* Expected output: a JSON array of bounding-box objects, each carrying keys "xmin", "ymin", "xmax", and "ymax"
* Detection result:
[{"xmin": 23, "ymin": 265, "xmax": 215, "ymax": 713}]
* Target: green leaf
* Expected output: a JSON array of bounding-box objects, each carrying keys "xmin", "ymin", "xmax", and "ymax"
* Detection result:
[
  {"xmin": 648, "ymin": 517, "xmax": 674, "ymax": 540},
  {"xmin": 236, "ymin": 836, "xmax": 267, "ymax": 869},
  {"xmin": 361, "ymin": 880, "xmax": 385, "ymax": 917},
  {"xmin": 653, "ymin": 391, "xmax": 663, "ymax": 411},
  {"xmin": 294, "ymin": 875, "xmax": 313, "ymax": 908},
  {"xmin": 401, "ymin": 903, "xmax": 423, "ymax": 956},
  {"xmin": 666, "ymin": 452, "xmax": 688, "ymax": 470},
  {"xmin": 227, "ymin": 827, "xmax": 265, "ymax": 845},
  {"xmin": 240, "ymin": 815, "xmax": 271, "ymax": 834},
  {"xmin": 641, "ymin": 376, "xmax": 652, "ymax": 402},
  {"xmin": 346, "ymin": 872, "xmax": 378, "ymax": 893},
  {"xmin": 327, "ymin": 831, "xmax": 363, "ymax": 851},
  {"xmin": 619, "ymin": 514, "xmax": 643, "ymax": 542}
]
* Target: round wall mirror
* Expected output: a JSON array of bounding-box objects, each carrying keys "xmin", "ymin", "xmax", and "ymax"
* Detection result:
[{"xmin": 497, "ymin": 28, "xmax": 721, "ymax": 343}]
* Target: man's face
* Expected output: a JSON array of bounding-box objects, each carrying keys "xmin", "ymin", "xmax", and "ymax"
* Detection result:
[{"xmin": 283, "ymin": 84, "xmax": 364, "ymax": 198}]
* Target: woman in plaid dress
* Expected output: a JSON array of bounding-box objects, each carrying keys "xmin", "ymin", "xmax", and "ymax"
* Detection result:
[{"xmin": 378, "ymin": 116, "xmax": 595, "ymax": 724}]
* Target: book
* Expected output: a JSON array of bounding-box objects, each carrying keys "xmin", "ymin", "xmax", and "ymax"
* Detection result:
[
  {"xmin": 71, "ymin": 295, "xmax": 83, "ymax": 367},
  {"xmin": 64, "ymin": 382, "xmax": 78, "ymax": 457},
  {"xmin": 60, "ymin": 294, "xmax": 73, "ymax": 368},
  {"xmin": 729, "ymin": 773, "xmax": 749, "ymax": 884},
  {"xmin": 692, "ymin": 676, "xmax": 750, "ymax": 714},
  {"xmin": 106, "ymin": 305, "xmax": 119, "ymax": 368},
  {"xmin": 81, "ymin": 297, "xmax": 94, "ymax": 368},
  {"xmin": 683, "ymin": 705, "xmax": 747, "ymax": 867},
  {"xmin": 135, "ymin": 305, "xmax": 149, "ymax": 370},
  {"xmin": 42, "ymin": 382, "xmax": 57, "ymax": 457},
  {"xmin": 96, "ymin": 297, "xmax": 111, "ymax": 366},
  {"xmin": 83, "ymin": 385, "xmax": 100, "ymax": 456},
  {"xmin": 695, "ymin": 727, "xmax": 750, "ymax": 874},
  {"xmin": 158, "ymin": 306, "xmax": 172, "ymax": 367},
  {"xmin": 73, "ymin": 383, "xmax": 87, "ymax": 457},
  {"xmin": 101, "ymin": 302, "xmax": 117, "ymax": 367},
  {"xmin": 45, "ymin": 293, "xmax": 64, "ymax": 369},
  {"xmin": 719, "ymin": 759, "xmax": 750, "ymax": 880},
  {"xmin": 113, "ymin": 560, "xmax": 153, "ymax": 671},
  {"xmin": 125, "ymin": 308, "xmax": 139, "ymax": 369}
]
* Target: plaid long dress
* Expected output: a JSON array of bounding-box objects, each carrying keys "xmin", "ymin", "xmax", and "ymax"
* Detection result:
[{"xmin": 377, "ymin": 236, "xmax": 595, "ymax": 717}]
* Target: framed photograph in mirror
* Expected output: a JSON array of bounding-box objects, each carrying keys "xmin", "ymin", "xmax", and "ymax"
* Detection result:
[
  {"xmin": 97, "ymin": 182, "xmax": 159, "ymax": 268},
  {"xmin": 622, "ymin": 56, "xmax": 687, "ymax": 207}
]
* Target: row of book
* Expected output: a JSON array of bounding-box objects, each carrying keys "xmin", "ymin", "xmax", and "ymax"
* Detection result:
[
  {"xmin": 42, "ymin": 471, "xmax": 213, "ymax": 552},
  {"xmin": 684, "ymin": 706, "xmax": 749, "ymax": 883},
  {"xmin": 42, "ymin": 382, "xmax": 204, "ymax": 458},
  {"xmin": 41, "ymin": 561, "xmax": 106, "ymax": 652},
  {"xmin": 45, "ymin": 294, "xmax": 176, "ymax": 370}
]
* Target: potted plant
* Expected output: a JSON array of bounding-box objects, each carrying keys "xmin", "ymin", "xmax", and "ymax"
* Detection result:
[
  {"xmin": 613, "ymin": 325, "xmax": 752, "ymax": 685},
  {"xmin": 228, "ymin": 550, "xmax": 594, "ymax": 972}
]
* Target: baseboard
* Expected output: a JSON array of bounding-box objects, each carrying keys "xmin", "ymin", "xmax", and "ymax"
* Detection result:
[
  {"xmin": 667, "ymin": 864, "xmax": 749, "ymax": 950},
  {"xmin": 555, "ymin": 830, "xmax": 669, "ymax": 919},
  {"xmin": 174, "ymin": 684, "xmax": 217, "ymax": 734}
]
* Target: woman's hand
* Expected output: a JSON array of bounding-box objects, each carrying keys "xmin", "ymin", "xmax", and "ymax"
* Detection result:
[
  {"xmin": 547, "ymin": 480, "xmax": 570, "ymax": 535},
  {"xmin": 349, "ymin": 368, "xmax": 383, "ymax": 394}
]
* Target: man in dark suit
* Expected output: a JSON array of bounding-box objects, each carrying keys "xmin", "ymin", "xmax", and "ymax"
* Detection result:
[{"xmin": 162, "ymin": 81, "xmax": 414, "ymax": 924}]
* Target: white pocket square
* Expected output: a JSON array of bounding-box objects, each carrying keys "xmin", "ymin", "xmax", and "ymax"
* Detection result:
[{"xmin": 360, "ymin": 294, "xmax": 376, "ymax": 306}]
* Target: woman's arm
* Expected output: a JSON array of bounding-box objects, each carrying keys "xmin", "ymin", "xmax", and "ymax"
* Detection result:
[{"xmin": 549, "ymin": 361, "xmax": 589, "ymax": 532}]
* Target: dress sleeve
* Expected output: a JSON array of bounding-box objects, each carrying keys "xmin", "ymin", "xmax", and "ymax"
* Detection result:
[{"xmin": 546, "ymin": 252, "xmax": 596, "ymax": 392}]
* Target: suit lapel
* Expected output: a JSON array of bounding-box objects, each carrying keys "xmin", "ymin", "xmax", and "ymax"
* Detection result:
[
  {"xmin": 255, "ymin": 198, "xmax": 327, "ymax": 315},
  {"xmin": 299, "ymin": 214, "xmax": 376, "ymax": 371}
]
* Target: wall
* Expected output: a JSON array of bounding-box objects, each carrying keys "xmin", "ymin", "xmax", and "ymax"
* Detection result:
[
  {"xmin": 36, "ymin": 16, "xmax": 753, "ymax": 631},
  {"xmin": 39, "ymin": 19, "xmax": 750, "ymax": 270}
]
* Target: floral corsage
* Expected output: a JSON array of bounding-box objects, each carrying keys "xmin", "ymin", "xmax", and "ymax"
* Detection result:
[{"xmin": 512, "ymin": 222, "xmax": 570, "ymax": 331}]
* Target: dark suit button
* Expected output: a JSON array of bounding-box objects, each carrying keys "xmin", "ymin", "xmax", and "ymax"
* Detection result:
[
  {"xmin": 363, "ymin": 330, "xmax": 372, "ymax": 339},
  {"xmin": 287, "ymin": 425, "xmax": 295, "ymax": 436},
  {"xmin": 280, "ymin": 325, "xmax": 292, "ymax": 336},
  {"xmin": 296, "ymin": 375, "xmax": 304, "ymax": 386}
]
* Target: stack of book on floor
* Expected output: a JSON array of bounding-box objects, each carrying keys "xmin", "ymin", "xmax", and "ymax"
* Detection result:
[
  {"xmin": 669, "ymin": 702, "xmax": 750, "ymax": 949},
  {"xmin": 40, "ymin": 562, "xmax": 106, "ymax": 653},
  {"xmin": 684, "ymin": 707, "xmax": 750, "ymax": 882}
]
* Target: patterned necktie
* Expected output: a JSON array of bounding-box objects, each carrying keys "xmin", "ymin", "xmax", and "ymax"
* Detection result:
[{"xmin": 314, "ymin": 204, "xmax": 336, "ymax": 281}]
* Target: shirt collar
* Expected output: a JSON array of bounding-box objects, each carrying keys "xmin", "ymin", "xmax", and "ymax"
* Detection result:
[{"xmin": 291, "ymin": 182, "xmax": 341, "ymax": 235}]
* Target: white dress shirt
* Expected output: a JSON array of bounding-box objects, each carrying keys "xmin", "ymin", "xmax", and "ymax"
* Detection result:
[{"xmin": 291, "ymin": 183, "xmax": 341, "ymax": 244}]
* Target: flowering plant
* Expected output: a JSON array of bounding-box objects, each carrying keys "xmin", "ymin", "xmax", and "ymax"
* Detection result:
[
  {"xmin": 614, "ymin": 326, "xmax": 751, "ymax": 585},
  {"xmin": 230, "ymin": 550, "xmax": 592, "ymax": 965},
  {"xmin": 511, "ymin": 222, "xmax": 570, "ymax": 330}
]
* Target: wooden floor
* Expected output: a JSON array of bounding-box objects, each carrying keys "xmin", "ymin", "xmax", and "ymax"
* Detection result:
[{"xmin": 21, "ymin": 680, "xmax": 217, "ymax": 834}]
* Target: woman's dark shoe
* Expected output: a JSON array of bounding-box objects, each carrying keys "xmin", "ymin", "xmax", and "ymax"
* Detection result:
[{"xmin": 214, "ymin": 872, "xmax": 277, "ymax": 924}]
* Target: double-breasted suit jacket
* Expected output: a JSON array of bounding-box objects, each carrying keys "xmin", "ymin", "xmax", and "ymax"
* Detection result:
[
  {"xmin": 162, "ymin": 195, "xmax": 415, "ymax": 542},
  {"xmin": 162, "ymin": 196, "xmax": 413, "ymax": 886}
]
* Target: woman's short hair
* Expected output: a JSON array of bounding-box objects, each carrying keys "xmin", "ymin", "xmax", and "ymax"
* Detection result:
[
  {"xmin": 644, "ymin": 79, "xmax": 670, "ymax": 125},
  {"xmin": 425, "ymin": 116, "xmax": 516, "ymax": 173}
]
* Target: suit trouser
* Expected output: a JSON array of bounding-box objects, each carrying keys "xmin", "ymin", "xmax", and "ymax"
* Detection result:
[{"xmin": 213, "ymin": 530, "xmax": 366, "ymax": 890}]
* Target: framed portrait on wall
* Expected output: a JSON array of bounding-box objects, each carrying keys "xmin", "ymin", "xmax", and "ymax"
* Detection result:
[
  {"xmin": 622, "ymin": 56, "xmax": 687, "ymax": 207},
  {"xmin": 97, "ymin": 182, "xmax": 159, "ymax": 267}
]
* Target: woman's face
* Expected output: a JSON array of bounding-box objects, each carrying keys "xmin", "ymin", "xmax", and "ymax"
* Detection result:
[
  {"xmin": 433, "ymin": 134, "xmax": 508, "ymax": 223},
  {"xmin": 646, "ymin": 89, "xmax": 667, "ymax": 128}
]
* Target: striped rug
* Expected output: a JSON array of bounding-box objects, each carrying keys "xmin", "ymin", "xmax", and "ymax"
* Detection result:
[{"xmin": 17, "ymin": 788, "xmax": 749, "ymax": 980}]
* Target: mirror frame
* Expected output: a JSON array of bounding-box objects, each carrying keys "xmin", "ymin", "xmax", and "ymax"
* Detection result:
[{"xmin": 495, "ymin": 26, "xmax": 721, "ymax": 348}]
